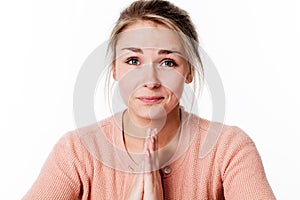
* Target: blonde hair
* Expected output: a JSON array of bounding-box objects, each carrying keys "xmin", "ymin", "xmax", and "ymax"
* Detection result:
[{"xmin": 105, "ymin": 0, "xmax": 203, "ymax": 111}]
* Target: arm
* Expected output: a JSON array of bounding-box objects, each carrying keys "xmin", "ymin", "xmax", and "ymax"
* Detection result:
[
  {"xmin": 23, "ymin": 132, "xmax": 86, "ymax": 200},
  {"xmin": 220, "ymin": 127, "xmax": 276, "ymax": 200}
]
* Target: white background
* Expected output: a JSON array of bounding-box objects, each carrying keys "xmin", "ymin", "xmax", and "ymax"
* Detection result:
[{"xmin": 1, "ymin": 0, "xmax": 299, "ymax": 199}]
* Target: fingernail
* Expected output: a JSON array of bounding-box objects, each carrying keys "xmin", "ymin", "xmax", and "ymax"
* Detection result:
[
  {"xmin": 153, "ymin": 128, "xmax": 157, "ymax": 135},
  {"xmin": 151, "ymin": 135, "xmax": 155, "ymax": 144},
  {"xmin": 147, "ymin": 128, "xmax": 151, "ymax": 137},
  {"xmin": 146, "ymin": 149, "xmax": 150, "ymax": 157}
]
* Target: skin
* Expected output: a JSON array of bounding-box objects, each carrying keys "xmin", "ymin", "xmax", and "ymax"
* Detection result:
[
  {"xmin": 125, "ymin": 129, "xmax": 164, "ymax": 200},
  {"xmin": 113, "ymin": 20, "xmax": 193, "ymax": 199}
]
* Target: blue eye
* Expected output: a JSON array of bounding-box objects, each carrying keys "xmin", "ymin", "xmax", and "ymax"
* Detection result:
[
  {"xmin": 161, "ymin": 59, "xmax": 177, "ymax": 67},
  {"xmin": 126, "ymin": 57, "xmax": 140, "ymax": 65}
]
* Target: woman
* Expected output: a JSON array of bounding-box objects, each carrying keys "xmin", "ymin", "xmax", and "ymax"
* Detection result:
[{"xmin": 24, "ymin": 0, "xmax": 276, "ymax": 199}]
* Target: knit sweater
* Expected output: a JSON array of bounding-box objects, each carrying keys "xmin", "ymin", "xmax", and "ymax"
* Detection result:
[{"xmin": 23, "ymin": 111, "xmax": 276, "ymax": 199}]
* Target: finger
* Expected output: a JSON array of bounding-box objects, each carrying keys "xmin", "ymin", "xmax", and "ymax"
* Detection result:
[
  {"xmin": 125, "ymin": 172, "xmax": 144, "ymax": 200},
  {"xmin": 145, "ymin": 138, "xmax": 158, "ymax": 183},
  {"xmin": 150, "ymin": 133, "xmax": 162, "ymax": 185},
  {"xmin": 147, "ymin": 128, "xmax": 156, "ymax": 153},
  {"xmin": 144, "ymin": 148, "xmax": 152, "ymax": 174},
  {"xmin": 143, "ymin": 169, "xmax": 164, "ymax": 199},
  {"xmin": 144, "ymin": 128, "xmax": 159, "ymax": 174},
  {"xmin": 150, "ymin": 130, "xmax": 160, "ymax": 170},
  {"xmin": 144, "ymin": 146, "xmax": 157, "ymax": 184},
  {"xmin": 143, "ymin": 139, "xmax": 164, "ymax": 200},
  {"xmin": 144, "ymin": 153, "xmax": 154, "ymax": 188},
  {"xmin": 144, "ymin": 128, "xmax": 152, "ymax": 152},
  {"xmin": 146, "ymin": 127, "xmax": 151, "ymax": 141}
]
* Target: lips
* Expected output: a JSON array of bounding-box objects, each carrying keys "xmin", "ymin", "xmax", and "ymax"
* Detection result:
[{"xmin": 137, "ymin": 96, "xmax": 164, "ymax": 104}]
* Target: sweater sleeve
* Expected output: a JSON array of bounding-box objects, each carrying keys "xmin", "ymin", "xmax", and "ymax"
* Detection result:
[
  {"xmin": 23, "ymin": 132, "xmax": 87, "ymax": 200},
  {"xmin": 220, "ymin": 127, "xmax": 276, "ymax": 200}
]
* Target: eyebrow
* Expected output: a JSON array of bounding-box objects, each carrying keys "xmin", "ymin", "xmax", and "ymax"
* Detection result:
[{"xmin": 121, "ymin": 47, "xmax": 184, "ymax": 56}]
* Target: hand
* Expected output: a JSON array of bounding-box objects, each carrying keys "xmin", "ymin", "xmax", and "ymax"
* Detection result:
[
  {"xmin": 143, "ymin": 129, "xmax": 164, "ymax": 200},
  {"xmin": 124, "ymin": 128, "xmax": 164, "ymax": 200},
  {"xmin": 124, "ymin": 168, "xmax": 144, "ymax": 200}
]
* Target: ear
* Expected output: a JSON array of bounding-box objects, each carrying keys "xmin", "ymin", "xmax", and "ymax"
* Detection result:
[
  {"xmin": 185, "ymin": 71, "xmax": 193, "ymax": 84},
  {"xmin": 112, "ymin": 61, "xmax": 117, "ymax": 80}
]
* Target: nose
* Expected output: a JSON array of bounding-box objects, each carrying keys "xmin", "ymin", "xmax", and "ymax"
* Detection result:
[{"xmin": 143, "ymin": 63, "xmax": 161, "ymax": 89}]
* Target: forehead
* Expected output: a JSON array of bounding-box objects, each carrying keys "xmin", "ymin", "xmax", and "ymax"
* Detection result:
[{"xmin": 115, "ymin": 20, "xmax": 185, "ymax": 55}]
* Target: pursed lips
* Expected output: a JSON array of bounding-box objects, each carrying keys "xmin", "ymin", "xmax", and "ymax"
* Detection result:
[{"xmin": 137, "ymin": 96, "xmax": 165, "ymax": 103}]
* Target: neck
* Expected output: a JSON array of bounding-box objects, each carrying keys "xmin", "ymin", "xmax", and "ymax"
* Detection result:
[{"xmin": 123, "ymin": 104, "xmax": 181, "ymax": 153}]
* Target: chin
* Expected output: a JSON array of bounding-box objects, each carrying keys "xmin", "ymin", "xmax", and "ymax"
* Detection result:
[
  {"xmin": 129, "ymin": 104, "xmax": 165, "ymax": 120},
  {"xmin": 138, "ymin": 102, "xmax": 181, "ymax": 119}
]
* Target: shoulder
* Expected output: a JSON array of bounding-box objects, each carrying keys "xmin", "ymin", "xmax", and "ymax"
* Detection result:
[
  {"xmin": 53, "ymin": 115, "xmax": 117, "ymax": 158},
  {"xmin": 193, "ymin": 116, "xmax": 261, "ymax": 172},
  {"xmin": 185, "ymin": 112, "xmax": 255, "ymax": 159}
]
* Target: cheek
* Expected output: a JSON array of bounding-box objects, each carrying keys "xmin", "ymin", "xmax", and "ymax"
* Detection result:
[
  {"xmin": 158, "ymin": 70, "xmax": 185, "ymax": 99},
  {"xmin": 117, "ymin": 67, "xmax": 142, "ymax": 105},
  {"xmin": 115, "ymin": 64, "xmax": 128, "ymax": 80}
]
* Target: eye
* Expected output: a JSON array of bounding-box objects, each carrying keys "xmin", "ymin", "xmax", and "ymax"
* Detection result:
[
  {"xmin": 161, "ymin": 58, "xmax": 177, "ymax": 68},
  {"xmin": 125, "ymin": 57, "xmax": 140, "ymax": 65}
]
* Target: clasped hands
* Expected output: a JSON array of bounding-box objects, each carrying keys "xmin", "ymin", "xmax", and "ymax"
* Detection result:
[{"xmin": 125, "ymin": 128, "xmax": 164, "ymax": 200}]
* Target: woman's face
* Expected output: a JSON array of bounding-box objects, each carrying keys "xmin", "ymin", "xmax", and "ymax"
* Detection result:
[{"xmin": 113, "ymin": 20, "xmax": 192, "ymax": 121}]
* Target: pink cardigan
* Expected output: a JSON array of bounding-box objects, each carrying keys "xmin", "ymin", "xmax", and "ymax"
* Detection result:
[{"xmin": 23, "ymin": 112, "xmax": 275, "ymax": 199}]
